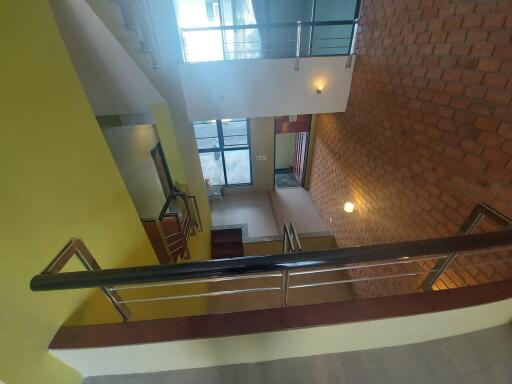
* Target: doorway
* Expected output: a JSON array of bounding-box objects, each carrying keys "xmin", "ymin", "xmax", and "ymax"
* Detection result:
[{"xmin": 274, "ymin": 115, "xmax": 311, "ymax": 189}]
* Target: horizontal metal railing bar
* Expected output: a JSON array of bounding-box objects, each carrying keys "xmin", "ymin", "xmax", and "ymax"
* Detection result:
[
  {"xmin": 167, "ymin": 238, "xmax": 184, "ymax": 247},
  {"xmin": 170, "ymin": 246, "xmax": 185, "ymax": 254},
  {"xmin": 223, "ymin": 37, "xmax": 351, "ymax": 45},
  {"xmin": 289, "ymin": 254, "xmax": 448, "ymax": 276},
  {"xmin": 224, "ymin": 48, "xmax": 307, "ymax": 53},
  {"xmin": 310, "ymin": 45, "xmax": 351, "ymax": 49},
  {"xmin": 449, "ymin": 256, "xmax": 512, "ymax": 270},
  {"xmin": 111, "ymin": 255, "xmax": 512, "ymax": 303},
  {"xmin": 181, "ymin": 20, "xmax": 355, "ymax": 32},
  {"xmin": 290, "ymin": 255, "xmax": 512, "ymax": 290},
  {"xmin": 313, "ymin": 37, "xmax": 352, "ymax": 41},
  {"xmin": 165, "ymin": 232, "xmax": 182, "ymax": 239},
  {"xmin": 110, "ymin": 272, "xmax": 283, "ymax": 291},
  {"xmin": 117, "ymin": 286, "xmax": 281, "ymax": 304},
  {"xmin": 30, "ymin": 230, "xmax": 512, "ymax": 291},
  {"xmin": 225, "ymin": 40, "xmax": 298, "ymax": 45},
  {"xmin": 222, "ymin": 48, "xmax": 350, "ymax": 55},
  {"xmin": 290, "ymin": 270, "xmax": 432, "ymax": 289},
  {"xmin": 290, "ymin": 244, "xmax": 512, "ymax": 276}
]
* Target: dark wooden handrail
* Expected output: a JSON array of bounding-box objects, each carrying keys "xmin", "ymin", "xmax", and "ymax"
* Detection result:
[{"xmin": 30, "ymin": 229, "xmax": 512, "ymax": 291}]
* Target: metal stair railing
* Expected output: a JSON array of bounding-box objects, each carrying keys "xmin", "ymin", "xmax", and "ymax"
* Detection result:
[
  {"xmin": 30, "ymin": 203, "xmax": 512, "ymax": 322},
  {"xmin": 419, "ymin": 202, "xmax": 512, "ymax": 290}
]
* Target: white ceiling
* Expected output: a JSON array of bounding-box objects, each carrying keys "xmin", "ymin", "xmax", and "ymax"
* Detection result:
[{"xmin": 51, "ymin": 0, "xmax": 164, "ymax": 116}]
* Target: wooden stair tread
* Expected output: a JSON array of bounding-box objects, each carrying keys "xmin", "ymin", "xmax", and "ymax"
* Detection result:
[
  {"xmin": 211, "ymin": 229, "xmax": 244, "ymax": 259},
  {"xmin": 211, "ymin": 228, "xmax": 243, "ymax": 244}
]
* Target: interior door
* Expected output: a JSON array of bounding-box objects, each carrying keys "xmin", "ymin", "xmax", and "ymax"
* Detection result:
[{"xmin": 293, "ymin": 131, "xmax": 308, "ymax": 186}]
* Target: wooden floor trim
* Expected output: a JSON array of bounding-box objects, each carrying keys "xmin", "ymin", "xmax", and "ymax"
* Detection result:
[{"xmin": 50, "ymin": 279, "xmax": 512, "ymax": 349}]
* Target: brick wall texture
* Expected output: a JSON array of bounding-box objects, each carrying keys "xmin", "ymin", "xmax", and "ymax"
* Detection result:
[{"xmin": 308, "ymin": 0, "xmax": 512, "ymax": 298}]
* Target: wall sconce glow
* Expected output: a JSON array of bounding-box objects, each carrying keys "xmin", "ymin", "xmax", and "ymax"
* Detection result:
[
  {"xmin": 316, "ymin": 84, "xmax": 324, "ymax": 94},
  {"xmin": 343, "ymin": 202, "xmax": 355, "ymax": 213}
]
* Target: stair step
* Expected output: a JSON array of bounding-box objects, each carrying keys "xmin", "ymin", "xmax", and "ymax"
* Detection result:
[
  {"xmin": 211, "ymin": 241, "xmax": 244, "ymax": 259},
  {"xmin": 211, "ymin": 228, "xmax": 243, "ymax": 244}
]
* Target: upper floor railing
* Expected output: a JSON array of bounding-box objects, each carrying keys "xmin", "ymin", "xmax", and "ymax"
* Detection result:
[
  {"xmin": 180, "ymin": 19, "xmax": 358, "ymax": 64},
  {"xmin": 30, "ymin": 204, "xmax": 512, "ymax": 322}
]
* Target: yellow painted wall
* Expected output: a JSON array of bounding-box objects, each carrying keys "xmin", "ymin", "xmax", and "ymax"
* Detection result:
[
  {"xmin": 0, "ymin": 1, "xmax": 158, "ymax": 382},
  {"xmin": 85, "ymin": 0, "xmax": 213, "ymax": 261},
  {"xmin": 63, "ymin": 105, "xmax": 211, "ymax": 326}
]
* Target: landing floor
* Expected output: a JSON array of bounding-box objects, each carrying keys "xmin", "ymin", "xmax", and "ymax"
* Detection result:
[{"xmin": 210, "ymin": 187, "xmax": 330, "ymax": 242}]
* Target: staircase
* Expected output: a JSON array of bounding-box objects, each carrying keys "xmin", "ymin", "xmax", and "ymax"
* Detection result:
[
  {"xmin": 211, "ymin": 228, "xmax": 244, "ymax": 259},
  {"xmin": 142, "ymin": 191, "xmax": 202, "ymax": 264}
]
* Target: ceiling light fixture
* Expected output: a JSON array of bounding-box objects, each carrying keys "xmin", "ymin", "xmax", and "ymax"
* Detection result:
[{"xmin": 343, "ymin": 202, "xmax": 355, "ymax": 213}]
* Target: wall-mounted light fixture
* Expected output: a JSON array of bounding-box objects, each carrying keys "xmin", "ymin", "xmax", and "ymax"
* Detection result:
[
  {"xmin": 343, "ymin": 201, "xmax": 355, "ymax": 213},
  {"xmin": 316, "ymin": 84, "xmax": 324, "ymax": 94}
]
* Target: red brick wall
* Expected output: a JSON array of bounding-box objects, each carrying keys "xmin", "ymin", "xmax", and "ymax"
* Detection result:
[{"xmin": 308, "ymin": 0, "xmax": 512, "ymax": 297}]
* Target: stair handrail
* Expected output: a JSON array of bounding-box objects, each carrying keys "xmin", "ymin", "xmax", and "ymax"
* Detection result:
[
  {"xmin": 31, "ymin": 229, "xmax": 512, "ymax": 292},
  {"xmin": 283, "ymin": 220, "xmax": 302, "ymax": 253},
  {"xmin": 30, "ymin": 203, "xmax": 512, "ymax": 321},
  {"xmin": 38, "ymin": 237, "xmax": 131, "ymax": 321},
  {"xmin": 159, "ymin": 190, "xmax": 203, "ymax": 233},
  {"xmin": 419, "ymin": 202, "xmax": 512, "ymax": 290}
]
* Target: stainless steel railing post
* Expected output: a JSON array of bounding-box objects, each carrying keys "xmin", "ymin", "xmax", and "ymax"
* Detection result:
[
  {"xmin": 294, "ymin": 20, "xmax": 302, "ymax": 71},
  {"xmin": 281, "ymin": 270, "xmax": 290, "ymax": 307}
]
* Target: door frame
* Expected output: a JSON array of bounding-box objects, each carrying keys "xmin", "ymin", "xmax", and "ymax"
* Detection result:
[{"xmin": 273, "ymin": 119, "xmax": 311, "ymax": 189}]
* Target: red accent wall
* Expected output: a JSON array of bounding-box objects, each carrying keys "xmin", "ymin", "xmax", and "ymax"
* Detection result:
[{"xmin": 275, "ymin": 114, "xmax": 312, "ymax": 133}]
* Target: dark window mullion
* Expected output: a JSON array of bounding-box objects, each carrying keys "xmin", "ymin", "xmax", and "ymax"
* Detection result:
[
  {"xmin": 216, "ymin": 119, "xmax": 224, "ymax": 149},
  {"xmin": 221, "ymin": 151, "xmax": 228, "ymax": 185},
  {"xmin": 217, "ymin": 119, "xmax": 228, "ymax": 184}
]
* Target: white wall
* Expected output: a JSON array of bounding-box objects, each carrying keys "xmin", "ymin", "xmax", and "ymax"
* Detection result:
[
  {"xmin": 179, "ymin": 56, "xmax": 355, "ymax": 120},
  {"xmin": 51, "ymin": 297, "xmax": 512, "ymax": 377},
  {"xmin": 102, "ymin": 125, "xmax": 165, "ymax": 218},
  {"xmin": 51, "ymin": 0, "xmax": 164, "ymax": 115},
  {"xmin": 275, "ymin": 133, "xmax": 296, "ymax": 169}
]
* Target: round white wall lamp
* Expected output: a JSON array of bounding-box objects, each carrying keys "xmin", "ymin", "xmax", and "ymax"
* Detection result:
[{"xmin": 343, "ymin": 201, "xmax": 355, "ymax": 213}]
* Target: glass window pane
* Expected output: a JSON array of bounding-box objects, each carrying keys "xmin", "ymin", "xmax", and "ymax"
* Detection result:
[
  {"xmin": 311, "ymin": 25, "xmax": 353, "ymax": 55},
  {"xmin": 182, "ymin": 30, "xmax": 224, "ymax": 62},
  {"xmin": 199, "ymin": 152, "xmax": 225, "ymax": 185},
  {"xmin": 194, "ymin": 121, "xmax": 219, "ymax": 150},
  {"xmin": 315, "ymin": 0, "xmax": 358, "ymax": 21},
  {"xmin": 197, "ymin": 138, "xmax": 220, "ymax": 149},
  {"xmin": 222, "ymin": 119, "xmax": 248, "ymax": 147},
  {"xmin": 223, "ymin": 135, "xmax": 248, "ymax": 147},
  {"xmin": 223, "ymin": 29, "xmax": 262, "ymax": 60},
  {"xmin": 221, "ymin": 119, "xmax": 247, "ymax": 136},
  {"xmin": 174, "ymin": 0, "xmax": 221, "ymax": 28},
  {"xmin": 224, "ymin": 149, "xmax": 251, "ymax": 184}
]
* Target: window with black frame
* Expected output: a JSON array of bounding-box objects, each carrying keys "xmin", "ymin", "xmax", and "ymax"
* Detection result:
[
  {"xmin": 194, "ymin": 119, "xmax": 252, "ymax": 186},
  {"xmin": 173, "ymin": 0, "xmax": 361, "ymax": 62}
]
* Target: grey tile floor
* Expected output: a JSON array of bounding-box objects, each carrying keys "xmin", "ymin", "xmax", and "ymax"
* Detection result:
[
  {"xmin": 84, "ymin": 323, "xmax": 512, "ymax": 383},
  {"xmin": 275, "ymin": 171, "xmax": 300, "ymax": 188}
]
